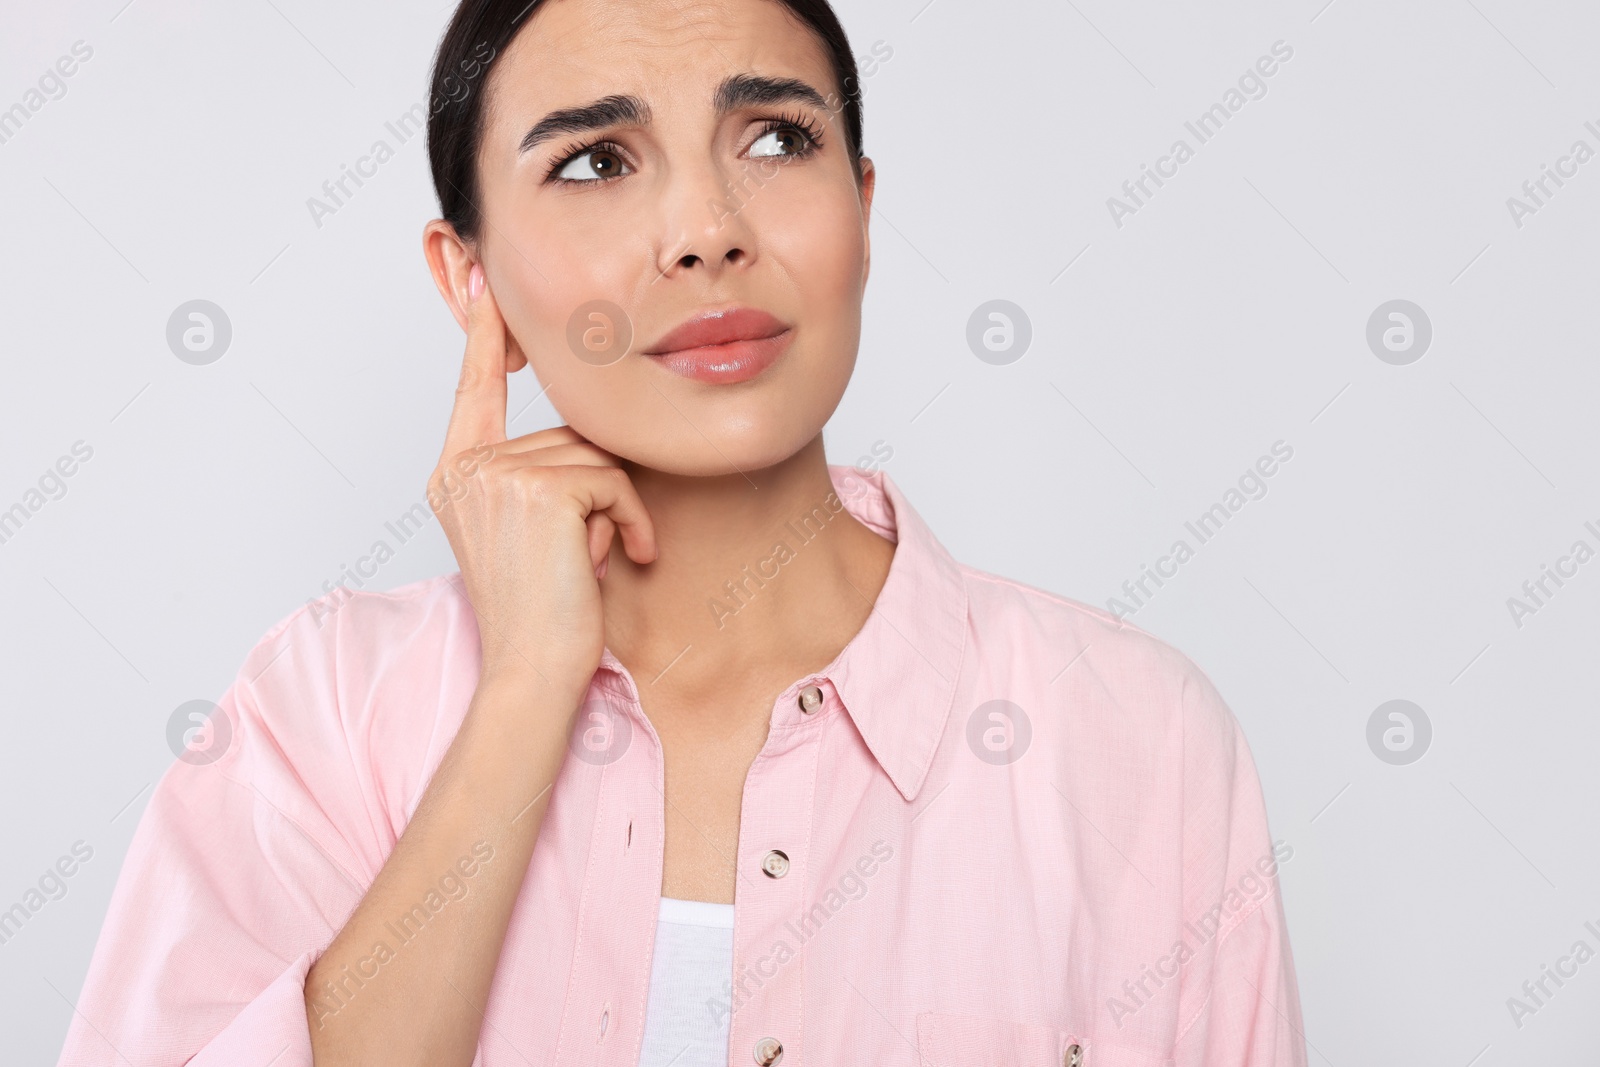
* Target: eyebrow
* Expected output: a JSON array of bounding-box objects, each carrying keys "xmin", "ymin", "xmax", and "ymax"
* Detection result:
[{"xmin": 517, "ymin": 73, "xmax": 830, "ymax": 154}]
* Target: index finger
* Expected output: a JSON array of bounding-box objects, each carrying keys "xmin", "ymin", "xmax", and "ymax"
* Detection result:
[{"xmin": 441, "ymin": 263, "xmax": 509, "ymax": 459}]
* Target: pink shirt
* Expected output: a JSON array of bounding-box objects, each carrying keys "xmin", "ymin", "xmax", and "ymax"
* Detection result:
[{"xmin": 58, "ymin": 465, "xmax": 1307, "ymax": 1067}]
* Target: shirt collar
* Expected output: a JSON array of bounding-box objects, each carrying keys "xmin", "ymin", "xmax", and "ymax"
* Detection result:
[
  {"xmin": 822, "ymin": 464, "xmax": 969, "ymax": 803},
  {"xmin": 597, "ymin": 464, "xmax": 969, "ymax": 804}
]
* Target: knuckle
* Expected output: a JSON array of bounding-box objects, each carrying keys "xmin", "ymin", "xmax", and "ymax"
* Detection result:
[
  {"xmin": 435, "ymin": 450, "xmax": 490, "ymax": 504},
  {"xmin": 514, "ymin": 467, "xmax": 563, "ymax": 508},
  {"xmin": 453, "ymin": 443, "xmax": 492, "ymax": 478},
  {"xmin": 604, "ymin": 464, "xmax": 636, "ymax": 497},
  {"xmin": 426, "ymin": 474, "xmax": 454, "ymax": 515}
]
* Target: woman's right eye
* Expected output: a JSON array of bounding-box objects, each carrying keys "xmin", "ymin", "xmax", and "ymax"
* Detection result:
[{"xmin": 552, "ymin": 146, "xmax": 631, "ymax": 183}]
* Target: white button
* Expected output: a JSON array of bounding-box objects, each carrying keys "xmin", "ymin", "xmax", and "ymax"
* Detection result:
[
  {"xmin": 753, "ymin": 1036, "xmax": 783, "ymax": 1064},
  {"xmin": 798, "ymin": 685, "xmax": 823, "ymax": 713},
  {"xmin": 1065, "ymin": 1043, "xmax": 1082, "ymax": 1066},
  {"xmin": 762, "ymin": 849, "xmax": 790, "ymax": 878}
]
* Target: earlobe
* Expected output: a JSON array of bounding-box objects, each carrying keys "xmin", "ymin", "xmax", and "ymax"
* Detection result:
[{"xmin": 505, "ymin": 338, "xmax": 529, "ymax": 373}]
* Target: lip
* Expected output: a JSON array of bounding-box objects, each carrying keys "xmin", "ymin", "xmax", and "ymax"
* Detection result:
[{"xmin": 643, "ymin": 307, "xmax": 792, "ymax": 384}]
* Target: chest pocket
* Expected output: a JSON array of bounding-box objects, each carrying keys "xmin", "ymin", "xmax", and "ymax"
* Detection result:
[{"xmin": 915, "ymin": 1012, "xmax": 1169, "ymax": 1067}]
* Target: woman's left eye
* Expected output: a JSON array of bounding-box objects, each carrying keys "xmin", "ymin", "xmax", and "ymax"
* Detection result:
[{"xmin": 749, "ymin": 124, "xmax": 814, "ymax": 159}]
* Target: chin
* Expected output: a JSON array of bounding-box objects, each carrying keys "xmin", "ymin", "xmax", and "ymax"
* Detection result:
[
  {"xmin": 627, "ymin": 425, "xmax": 821, "ymax": 478},
  {"xmin": 571, "ymin": 401, "xmax": 827, "ymax": 479}
]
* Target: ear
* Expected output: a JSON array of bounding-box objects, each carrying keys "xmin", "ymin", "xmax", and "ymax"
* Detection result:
[
  {"xmin": 857, "ymin": 156, "xmax": 876, "ymax": 286},
  {"xmin": 420, "ymin": 220, "xmax": 530, "ymax": 372}
]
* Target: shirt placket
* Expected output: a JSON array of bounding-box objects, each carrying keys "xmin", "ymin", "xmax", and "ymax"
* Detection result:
[
  {"xmin": 552, "ymin": 669, "xmax": 666, "ymax": 1067},
  {"xmin": 726, "ymin": 679, "xmax": 830, "ymax": 1066}
]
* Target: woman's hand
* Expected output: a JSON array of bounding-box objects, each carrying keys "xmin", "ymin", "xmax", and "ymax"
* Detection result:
[{"xmin": 428, "ymin": 263, "xmax": 657, "ymax": 697}]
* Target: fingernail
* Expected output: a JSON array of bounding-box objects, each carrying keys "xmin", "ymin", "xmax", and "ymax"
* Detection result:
[{"xmin": 468, "ymin": 263, "xmax": 484, "ymax": 302}]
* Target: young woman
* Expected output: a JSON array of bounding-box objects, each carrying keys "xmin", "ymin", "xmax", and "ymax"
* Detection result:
[{"xmin": 58, "ymin": 1, "xmax": 1306, "ymax": 1065}]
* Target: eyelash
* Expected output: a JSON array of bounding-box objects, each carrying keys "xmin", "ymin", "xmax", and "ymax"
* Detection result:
[{"xmin": 544, "ymin": 111, "xmax": 826, "ymax": 186}]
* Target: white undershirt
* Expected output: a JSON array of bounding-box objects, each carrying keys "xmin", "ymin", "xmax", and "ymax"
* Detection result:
[{"xmin": 637, "ymin": 896, "xmax": 736, "ymax": 1067}]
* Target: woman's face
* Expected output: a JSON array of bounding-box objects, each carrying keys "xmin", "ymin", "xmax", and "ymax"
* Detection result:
[{"xmin": 439, "ymin": 0, "xmax": 875, "ymax": 476}]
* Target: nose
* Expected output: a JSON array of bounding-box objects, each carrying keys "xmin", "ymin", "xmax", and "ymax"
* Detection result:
[{"xmin": 653, "ymin": 153, "xmax": 762, "ymax": 282}]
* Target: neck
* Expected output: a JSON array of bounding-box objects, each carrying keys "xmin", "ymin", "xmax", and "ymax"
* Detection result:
[{"xmin": 599, "ymin": 435, "xmax": 895, "ymax": 697}]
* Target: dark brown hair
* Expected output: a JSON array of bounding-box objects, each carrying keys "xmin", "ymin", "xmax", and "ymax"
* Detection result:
[{"xmin": 425, "ymin": 0, "xmax": 865, "ymax": 244}]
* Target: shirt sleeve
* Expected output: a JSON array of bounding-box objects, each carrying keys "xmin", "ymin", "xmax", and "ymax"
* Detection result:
[
  {"xmin": 56, "ymin": 600, "xmax": 374, "ymax": 1067},
  {"xmin": 1170, "ymin": 663, "xmax": 1309, "ymax": 1067}
]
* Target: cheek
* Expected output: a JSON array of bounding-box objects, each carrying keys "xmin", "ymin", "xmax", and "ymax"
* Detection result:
[
  {"xmin": 778, "ymin": 187, "xmax": 867, "ymax": 393},
  {"xmin": 496, "ymin": 240, "xmax": 632, "ymax": 382},
  {"xmin": 762, "ymin": 177, "xmax": 867, "ymax": 301},
  {"xmin": 486, "ymin": 209, "xmax": 675, "ymax": 452},
  {"xmin": 750, "ymin": 178, "xmax": 867, "ymax": 404}
]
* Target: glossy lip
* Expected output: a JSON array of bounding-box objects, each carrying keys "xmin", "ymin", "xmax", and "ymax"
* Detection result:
[{"xmin": 643, "ymin": 307, "xmax": 792, "ymax": 385}]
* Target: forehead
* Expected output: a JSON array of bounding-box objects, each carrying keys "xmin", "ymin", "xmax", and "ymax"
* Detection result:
[{"xmin": 484, "ymin": 0, "xmax": 837, "ymax": 133}]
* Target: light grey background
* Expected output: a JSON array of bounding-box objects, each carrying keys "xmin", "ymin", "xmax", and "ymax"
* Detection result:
[{"xmin": 3, "ymin": 0, "xmax": 1597, "ymax": 1062}]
